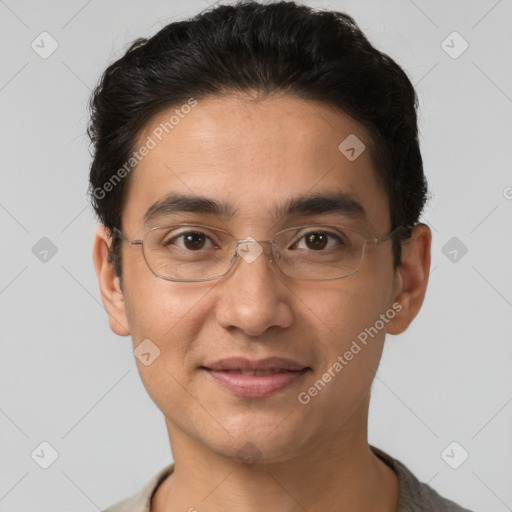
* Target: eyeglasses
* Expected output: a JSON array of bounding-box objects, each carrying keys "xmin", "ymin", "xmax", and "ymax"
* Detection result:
[{"xmin": 113, "ymin": 223, "xmax": 406, "ymax": 282}]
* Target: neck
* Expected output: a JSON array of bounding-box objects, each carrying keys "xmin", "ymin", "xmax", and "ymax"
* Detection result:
[{"xmin": 152, "ymin": 396, "xmax": 399, "ymax": 512}]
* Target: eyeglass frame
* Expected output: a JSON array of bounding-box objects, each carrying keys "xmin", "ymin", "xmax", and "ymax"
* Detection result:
[{"xmin": 112, "ymin": 223, "xmax": 409, "ymax": 283}]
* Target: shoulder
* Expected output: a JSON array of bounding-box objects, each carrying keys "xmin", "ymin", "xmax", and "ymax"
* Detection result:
[
  {"xmin": 102, "ymin": 464, "xmax": 174, "ymax": 512},
  {"xmin": 370, "ymin": 445, "xmax": 474, "ymax": 512}
]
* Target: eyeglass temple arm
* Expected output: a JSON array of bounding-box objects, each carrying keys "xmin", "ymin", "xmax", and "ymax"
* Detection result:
[
  {"xmin": 371, "ymin": 224, "xmax": 416, "ymax": 244},
  {"xmin": 112, "ymin": 227, "xmax": 143, "ymax": 246}
]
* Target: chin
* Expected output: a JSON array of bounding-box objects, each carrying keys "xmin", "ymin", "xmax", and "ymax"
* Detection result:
[{"xmin": 204, "ymin": 415, "xmax": 311, "ymax": 465}]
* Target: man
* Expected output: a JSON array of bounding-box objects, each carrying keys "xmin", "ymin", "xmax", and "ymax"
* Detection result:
[{"xmin": 89, "ymin": 1, "xmax": 473, "ymax": 510}]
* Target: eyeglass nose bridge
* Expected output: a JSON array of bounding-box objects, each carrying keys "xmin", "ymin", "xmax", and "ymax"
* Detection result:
[{"xmin": 233, "ymin": 237, "xmax": 279, "ymax": 264}]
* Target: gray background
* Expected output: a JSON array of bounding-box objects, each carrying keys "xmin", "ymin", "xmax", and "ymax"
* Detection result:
[{"xmin": 1, "ymin": 0, "xmax": 511, "ymax": 510}]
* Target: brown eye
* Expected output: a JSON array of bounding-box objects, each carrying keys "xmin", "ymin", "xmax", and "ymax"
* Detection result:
[
  {"xmin": 182, "ymin": 232, "xmax": 206, "ymax": 250},
  {"xmin": 165, "ymin": 231, "xmax": 212, "ymax": 250},
  {"xmin": 304, "ymin": 232, "xmax": 329, "ymax": 250},
  {"xmin": 292, "ymin": 230, "xmax": 346, "ymax": 252}
]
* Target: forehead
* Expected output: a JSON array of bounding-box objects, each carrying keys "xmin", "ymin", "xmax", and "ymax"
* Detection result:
[{"xmin": 122, "ymin": 93, "xmax": 389, "ymax": 233}]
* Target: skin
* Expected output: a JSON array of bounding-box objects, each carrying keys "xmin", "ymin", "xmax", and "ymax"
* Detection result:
[{"xmin": 93, "ymin": 92, "xmax": 431, "ymax": 512}]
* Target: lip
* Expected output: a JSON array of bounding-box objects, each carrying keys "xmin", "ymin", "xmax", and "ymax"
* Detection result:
[
  {"xmin": 201, "ymin": 357, "xmax": 310, "ymax": 398},
  {"xmin": 204, "ymin": 357, "xmax": 308, "ymax": 372}
]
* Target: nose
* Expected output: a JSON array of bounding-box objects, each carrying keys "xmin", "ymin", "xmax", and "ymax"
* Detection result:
[{"xmin": 214, "ymin": 240, "xmax": 294, "ymax": 337}]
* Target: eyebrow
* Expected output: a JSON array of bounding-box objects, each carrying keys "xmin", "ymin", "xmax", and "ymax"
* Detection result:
[{"xmin": 143, "ymin": 191, "xmax": 367, "ymax": 225}]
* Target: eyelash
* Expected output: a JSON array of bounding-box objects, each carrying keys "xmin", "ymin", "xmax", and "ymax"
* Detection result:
[{"xmin": 165, "ymin": 230, "xmax": 345, "ymax": 251}]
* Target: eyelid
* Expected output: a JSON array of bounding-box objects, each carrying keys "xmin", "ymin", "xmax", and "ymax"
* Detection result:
[
  {"xmin": 155, "ymin": 223, "xmax": 229, "ymax": 236},
  {"xmin": 163, "ymin": 227, "xmax": 223, "ymax": 249},
  {"xmin": 286, "ymin": 227, "xmax": 347, "ymax": 250},
  {"xmin": 290, "ymin": 225, "xmax": 348, "ymax": 239},
  {"xmin": 154, "ymin": 223, "xmax": 358, "ymax": 241}
]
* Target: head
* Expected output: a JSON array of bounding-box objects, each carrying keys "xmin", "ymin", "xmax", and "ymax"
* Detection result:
[{"xmin": 90, "ymin": 1, "xmax": 431, "ymax": 463}]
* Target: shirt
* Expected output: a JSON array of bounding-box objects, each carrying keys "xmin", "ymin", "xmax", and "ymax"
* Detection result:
[{"xmin": 102, "ymin": 445, "xmax": 474, "ymax": 512}]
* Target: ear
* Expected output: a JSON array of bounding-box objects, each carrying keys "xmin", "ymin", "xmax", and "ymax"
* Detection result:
[
  {"xmin": 92, "ymin": 225, "xmax": 130, "ymax": 336},
  {"xmin": 387, "ymin": 223, "xmax": 432, "ymax": 335}
]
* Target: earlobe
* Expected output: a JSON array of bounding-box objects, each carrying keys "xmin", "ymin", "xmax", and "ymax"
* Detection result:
[
  {"xmin": 92, "ymin": 225, "xmax": 131, "ymax": 336},
  {"xmin": 386, "ymin": 224, "xmax": 432, "ymax": 335}
]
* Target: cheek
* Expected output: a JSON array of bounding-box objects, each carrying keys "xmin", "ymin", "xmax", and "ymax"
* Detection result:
[
  {"xmin": 295, "ymin": 277, "xmax": 393, "ymax": 394},
  {"xmin": 122, "ymin": 269, "xmax": 212, "ymax": 367},
  {"xmin": 122, "ymin": 279, "xmax": 213, "ymax": 418},
  {"xmin": 298, "ymin": 273, "xmax": 392, "ymax": 348},
  {"xmin": 290, "ymin": 284, "xmax": 391, "ymax": 435}
]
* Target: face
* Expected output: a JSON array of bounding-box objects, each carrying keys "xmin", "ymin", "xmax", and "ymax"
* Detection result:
[{"xmin": 94, "ymin": 92, "xmax": 430, "ymax": 463}]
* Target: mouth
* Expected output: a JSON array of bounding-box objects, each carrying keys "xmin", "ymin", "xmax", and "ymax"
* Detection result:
[{"xmin": 200, "ymin": 357, "xmax": 311, "ymax": 398}]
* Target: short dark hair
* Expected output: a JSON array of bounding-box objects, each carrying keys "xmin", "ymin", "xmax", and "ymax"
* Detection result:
[{"xmin": 87, "ymin": 0, "xmax": 428, "ymax": 278}]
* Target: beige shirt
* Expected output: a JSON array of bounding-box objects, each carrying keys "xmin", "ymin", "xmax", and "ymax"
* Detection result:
[{"xmin": 103, "ymin": 445, "xmax": 473, "ymax": 512}]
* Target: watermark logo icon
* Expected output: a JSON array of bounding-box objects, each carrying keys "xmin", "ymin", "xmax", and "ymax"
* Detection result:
[
  {"xmin": 134, "ymin": 338, "xmax": 161, "ymax": 366},
  {"xmin": 441, "ymin": 31, "xmax": 468, "ymax": 59},
  {"xmin": 31, "ymin": 32, "xmax": 59, "ymax": 59},
  {"xmin": 442, "ymin": 237, "xmax": 468, "ymax": 263},
  {"xmin": 31, "ymin": 441, "xmax": 59, "ymax": 469},
  {"xmin": 32, "ymin": 237, "xmax": 58, "ymax": 263},
  {"xmin": 236, "ymin": 442, "xmax": 262, "ymax": 465},
  {"xmin": 237, "ymin": 237, "xmax": 263, "ymax": 263},
  {"xmin": 441, "ymin": 441, "xmax": 469, "ymax": 469},
  {"xmin": 338, "ymin": 134, "xmax": 366, "ymax": 161}
]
